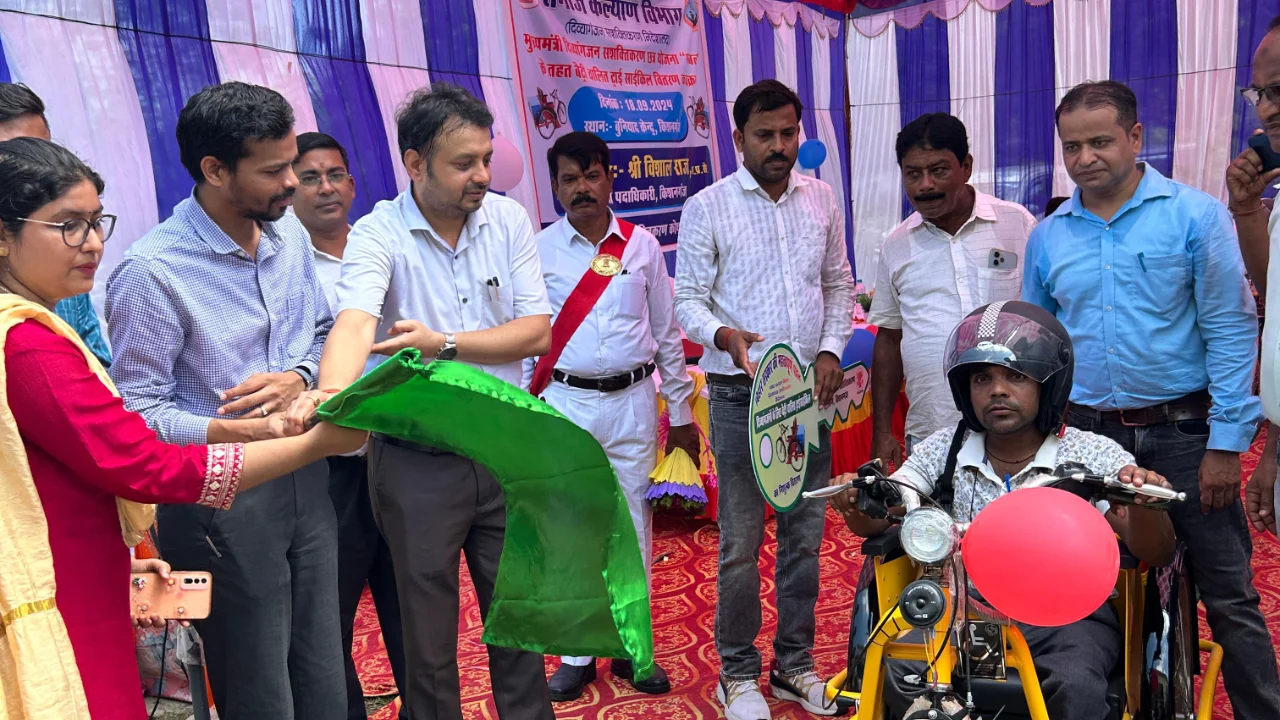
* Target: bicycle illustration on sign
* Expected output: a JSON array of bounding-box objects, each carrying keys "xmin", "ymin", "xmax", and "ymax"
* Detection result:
[
  {"xmin": 529, "ymin": 88, "xmax": 569, "ymax": 139},
  {"xmin": 687, "ymin": 96, "xmax": 710, "ymax": 138}
]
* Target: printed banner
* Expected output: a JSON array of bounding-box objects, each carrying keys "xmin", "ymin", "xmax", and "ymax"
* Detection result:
[{"xmin": 511, "ymin": 0, "xmax": 717, "ymax": 267}]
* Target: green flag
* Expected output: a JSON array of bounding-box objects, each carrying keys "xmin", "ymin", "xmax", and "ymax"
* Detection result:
[{"xmin": 316, "ymin": 349, "xmax": 654, "ymax": 678}]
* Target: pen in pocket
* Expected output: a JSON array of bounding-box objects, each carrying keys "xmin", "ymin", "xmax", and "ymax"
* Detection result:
[{"xmin": 1137, "ymin": 252, "xmax": 1148, "ymax": 273}]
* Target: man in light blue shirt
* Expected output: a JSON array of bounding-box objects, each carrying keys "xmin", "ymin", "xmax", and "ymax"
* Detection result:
[{"xmin": 1024, "ymin": 80, "xmax": 1280, "ymax": 716}]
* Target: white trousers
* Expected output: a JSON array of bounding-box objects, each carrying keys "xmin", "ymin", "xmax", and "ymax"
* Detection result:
[{"xmin": 542, "ymin": 376, "xmax": 658, "ymax": 666}]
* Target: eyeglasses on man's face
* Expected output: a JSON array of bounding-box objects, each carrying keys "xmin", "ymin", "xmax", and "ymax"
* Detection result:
[
  {"xmin": 1242, "ymin": 83, "xmax": 1280, "ymax": 108},
  {"xmin": 298, "ymin": 170, "xmax": 351, "ymax": 188}
]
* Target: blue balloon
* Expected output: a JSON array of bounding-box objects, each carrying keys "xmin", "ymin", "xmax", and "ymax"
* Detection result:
[{"xmin": 797, "ymin": 139, "xmax": 827, "ymax": 169}]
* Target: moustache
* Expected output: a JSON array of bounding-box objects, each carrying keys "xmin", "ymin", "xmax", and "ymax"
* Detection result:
[
  {"xmin": 270, "ymin": 188, "xmax": 296, "ymax": 203},
  {"xmin": 465, "ymin": 183, "xmax": 488, "ymax": 195},
  {"xmin": 571, "ymin": 195, "xmax": 597, "ymax": 206},
  {"xmin": 914, "ymin": 193, "xmax": 945, "ymax": 203},
  {"xmin": 765, "ymin": 153, "xmax": 789, "ymax": 164},
  {"xmin": 984, "ymin": 404, "xmax": 1020, "ymax": 414}
]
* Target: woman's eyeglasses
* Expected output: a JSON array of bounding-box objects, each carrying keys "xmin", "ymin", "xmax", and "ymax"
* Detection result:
[{"xmin": 16, "ymin": 215, "xmax": 117, "ymax": 248}]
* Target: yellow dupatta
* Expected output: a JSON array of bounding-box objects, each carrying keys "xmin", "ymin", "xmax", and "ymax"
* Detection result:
[{"xmin": 0, "ymin": 294, "xmax": 155, "ymax": 719}]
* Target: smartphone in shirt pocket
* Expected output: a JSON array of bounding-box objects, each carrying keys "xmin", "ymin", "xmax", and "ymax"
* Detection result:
[
  {"xmin": 979, "ymin": 247, "xmax": 1022, "ymax": 300},
  {"xmin": 987, "ymin": 248, "xmax": 1018, "ymax": 270}
]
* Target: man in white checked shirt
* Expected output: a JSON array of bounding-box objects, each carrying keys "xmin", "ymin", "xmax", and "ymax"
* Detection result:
[
  {"xmin": 675, "ymin": 79, "xmax": 854, "ymax": 720},
  {"xmin": 869, "ymin": 113, "xmax": 1036, "ymax": 468},
  {"xmin": 525, "ymin": 132, "xmax": 699, "ymax": 702}
]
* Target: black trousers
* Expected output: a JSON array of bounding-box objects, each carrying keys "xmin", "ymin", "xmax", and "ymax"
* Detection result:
[
  {"xmin": 886, "ymin": 604, "xmax": 1121, "ymax": 720},
  {"xmin": 367, "ymin": 437, "xmax": 554, "ymax": 720},
  {"xmin": 157, "ymin": 460, "xmax": 345, "ymax": 720},
  {"xmin": 1067, "ymin": 410, "xmax": 1280, "ymax": 718},
  {"xmin": 328, "ymin": 454, "xmax": 408, "ymax": 720}
]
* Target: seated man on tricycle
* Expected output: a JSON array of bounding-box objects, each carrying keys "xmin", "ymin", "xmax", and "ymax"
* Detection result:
[{"xmin": 828, "ymin": 300, "xmax": 1177, "ymax": 720}]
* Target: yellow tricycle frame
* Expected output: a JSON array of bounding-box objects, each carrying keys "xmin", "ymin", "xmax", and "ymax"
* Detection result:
[{"xmin": 824, "ymin": 552, "xmax": 1222, "ymax": 720}]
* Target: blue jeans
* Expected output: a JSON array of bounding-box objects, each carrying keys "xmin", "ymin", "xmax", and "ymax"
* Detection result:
[
  {"xmin": 1066, "ymin": 410, "xmax": 1280, "ymax": 718},
  {"xmin": 708, "ymin": 381, "xmax": 831, "ymax": 680}
]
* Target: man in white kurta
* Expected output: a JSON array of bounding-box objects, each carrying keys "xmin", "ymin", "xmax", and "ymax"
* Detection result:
[{"xmin": 525, "ymin": 132, "xmax": 697, "ymax": 701}]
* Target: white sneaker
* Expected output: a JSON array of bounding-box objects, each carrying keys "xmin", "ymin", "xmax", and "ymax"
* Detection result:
[
  {"xmin": 769, "ymin": 669, "xmax": 839, "ymax": 716},
  {"xmin": 717, "ymin": 677, "xmax": 772, "ymax": 720}
]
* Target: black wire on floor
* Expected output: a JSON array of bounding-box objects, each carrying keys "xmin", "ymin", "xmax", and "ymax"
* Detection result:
[{"xmin": 148, "ymin": 622, "xmax": 171, "ymax": 720}]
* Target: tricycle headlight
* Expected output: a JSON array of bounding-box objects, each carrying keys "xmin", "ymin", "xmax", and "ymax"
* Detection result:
[{"xmin": 900, "ymin": 506, "xmax": 958, "ymax": 565}]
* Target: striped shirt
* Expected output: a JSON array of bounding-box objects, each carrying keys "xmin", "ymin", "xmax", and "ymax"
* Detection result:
[
  {"xmin": 674, "ymin": 167, "xmax": 855, "ymax": 375},
  {"xmin": 106, "ymin": 194, "xmax": 332, "ymax": 446},
  {"xmin": 869, "ymin": 190, "xmax": 1036, "ymax": 440}
]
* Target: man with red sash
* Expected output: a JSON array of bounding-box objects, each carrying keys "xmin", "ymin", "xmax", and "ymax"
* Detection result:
[{"xmin": 525, "ymin": 132, "xmax": 699, "ymax": 701}]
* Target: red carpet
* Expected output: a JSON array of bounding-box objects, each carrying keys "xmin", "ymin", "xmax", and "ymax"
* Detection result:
[{"xmin": 356, "ymin": 441, "xmax": 1280, "ymax": 719}]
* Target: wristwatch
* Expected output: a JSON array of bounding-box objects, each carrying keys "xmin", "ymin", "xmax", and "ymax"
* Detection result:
[
  {"xmin": 436, "ymin": 333, "xmax": 457, "ymax": 361},
  {"xmin": 290, "ymin": 366, "xmax": 315, "ymax": 388}
]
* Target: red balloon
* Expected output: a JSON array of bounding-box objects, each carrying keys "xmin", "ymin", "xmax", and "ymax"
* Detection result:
[{"xmin": 961, "ymin": 487, "xmax": 1119, "ymax": 627}]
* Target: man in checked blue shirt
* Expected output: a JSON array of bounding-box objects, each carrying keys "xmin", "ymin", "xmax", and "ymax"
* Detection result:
[
  {"xmin": 1023, "ymin": 80, "xmax": 1280, "ymax": 715},
  {"xmin": 106, "ymin": 83, "xmax": 344, "ymax": 719}
]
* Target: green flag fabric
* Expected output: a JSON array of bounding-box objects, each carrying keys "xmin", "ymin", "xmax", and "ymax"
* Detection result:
[{"xmin": 316, "ymin": 349, "xmax": 654, "ymax": 678}]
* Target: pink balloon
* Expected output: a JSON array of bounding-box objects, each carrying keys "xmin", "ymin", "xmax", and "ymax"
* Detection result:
[
  {"xmin": 961, "ymin": 487, "xmax": 1119, "ymax": 627},
  {"xmin": 489, "ymin": 135, "xmax": 525, "ymax": 193}
]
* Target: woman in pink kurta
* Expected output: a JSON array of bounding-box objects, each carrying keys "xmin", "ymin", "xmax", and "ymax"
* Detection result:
[{"xmin": 0, "ymin": 137, "xmax": 362, "ymax": 719}]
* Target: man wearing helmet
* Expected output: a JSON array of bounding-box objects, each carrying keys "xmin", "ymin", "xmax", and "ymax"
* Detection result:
[{"xmin": 829, "ymin": 301, "xmax": 1175, "ymax": 720}]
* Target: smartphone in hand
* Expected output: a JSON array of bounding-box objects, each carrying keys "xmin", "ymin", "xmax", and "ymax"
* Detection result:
[
  {"xmin": 1248, "ymin": 132, "xmax": 1280, "ymax": 173},
  {"xmin": 130, "ymin": 571, "xmax": 213, "ymax": 621}
]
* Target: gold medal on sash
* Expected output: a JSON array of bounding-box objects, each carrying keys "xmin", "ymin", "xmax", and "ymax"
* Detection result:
[{"xmin": 590, "ymin": 253, "xmax": 622, "ymax": 277}]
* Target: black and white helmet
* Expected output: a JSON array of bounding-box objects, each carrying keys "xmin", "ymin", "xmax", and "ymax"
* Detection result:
[{"xmin": 943, "ymin": 300, "xmax": 1074, "ymax": 434}]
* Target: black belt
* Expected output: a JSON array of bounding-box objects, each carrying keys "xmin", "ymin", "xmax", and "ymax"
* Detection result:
[
  {"xmin": 1067, "ymin": 389, "xmax": 1211, "ymax": 427},
  {"xmin": 552, "ymin": 362, "xmax": 655, "ymax": 393},
  {"xmin": 706, "ymin": 372, "xmax": 752, "ymax": 388}
]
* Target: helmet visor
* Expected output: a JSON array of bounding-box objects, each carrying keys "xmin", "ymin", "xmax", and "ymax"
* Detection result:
[{"xmin": 944, "ymin": 310, "xmax": 1071, "ymax": 384}]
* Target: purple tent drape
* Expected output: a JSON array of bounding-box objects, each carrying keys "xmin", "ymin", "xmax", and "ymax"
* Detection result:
[
  {"xmin": 420, "ymin": 0, "xmax": 486, "ymax": 104},
  {"xmin": 705, "ymin": 11, "xmax": 739, "ymax": 179},
  {"xmin": 749, "ymin": 12, "xmax": 776, "ymax": 83},
  {"xmin": 994, "ymin": 0, "xmax": 1055, "ymax": 217},
  {"xmin": 115, "ymin": 0, "xmax": 221, "ymax": 219},
  {"xmin": 1110, "ymin": 0, "xmax": 1178, "ymax": 178},
  {"xmin": 293, "ymin": 0, "xmax": 398, "ymax": 221},
  {"xmin": 896, "ymin": 14, "xmax": 950, "ymax": 219},
  {"xmin": 795, "ymin": 21, "xmax": 820, "ymax": 167}
]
